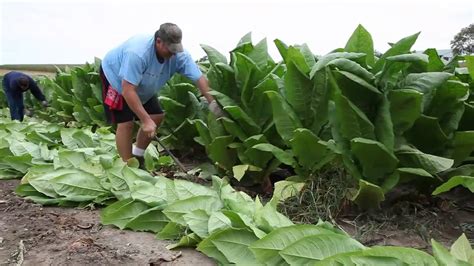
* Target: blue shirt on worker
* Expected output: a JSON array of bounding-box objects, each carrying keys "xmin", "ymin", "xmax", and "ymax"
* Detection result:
[{"xmin": 101, "ymin": 34, "xmax": 202, "ymax": 103}]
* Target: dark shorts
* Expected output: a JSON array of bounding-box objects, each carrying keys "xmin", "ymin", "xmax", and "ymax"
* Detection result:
[{"xmin": 99, "ymin": 66, "xmax": 163, "ymax": 124}]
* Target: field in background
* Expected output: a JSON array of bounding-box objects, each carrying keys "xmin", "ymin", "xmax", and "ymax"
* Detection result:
[{"xmin": 0, "ymin": 64, "xmax": 84, "ymax": 77}]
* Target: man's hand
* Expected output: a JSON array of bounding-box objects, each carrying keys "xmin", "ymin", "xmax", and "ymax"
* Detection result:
[
  {"xmin": 141, "ymin": 119, "xmax": 157, "ymax": 138},
  {"xmin": 41, "ymin": 100, "xmax": 49, "ymax": 107},
  {"xmin": 208, "ymin": 100, "xmax": 225, "ymax": 117}
]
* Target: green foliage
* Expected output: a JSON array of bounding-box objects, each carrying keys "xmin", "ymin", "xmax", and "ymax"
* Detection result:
[{"xmin": 451, "ymin": 23, "xmax": 474, "ymax": 56}]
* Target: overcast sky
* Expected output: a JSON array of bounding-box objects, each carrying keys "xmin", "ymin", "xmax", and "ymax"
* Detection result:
[{"xmin": 0, "ymin": 0, "xmax": 472, "ymax": 64}]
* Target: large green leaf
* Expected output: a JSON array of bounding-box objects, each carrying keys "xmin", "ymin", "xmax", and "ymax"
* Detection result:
[
  {"xmin": 329, "ymin": 58, "xmax": 374, "ymax": 81},
  {"xmin": 375, "ymin": 93, "xmax": 395, "ymax": 152},
  {"xmin": 174, "ymin": 179, "xmax": 217, "ymax": 200},
  {"xmin": 388, "ymin": 89, "xmax": 423, "ymax": 135},
  {"xmin": 372, "ymin": 32, "xmax": 419, "ymax": 74},
  {"xmin": 50, "ymin": 169, "xmax": 109, "ymax": 201},
  {"xmin": 432, "ymin": 176, "xmax": 474, "ymax": 195},
  {"xmin": 465, "ymin": 55, "xmax": 474, "ymax": 79},
  {"xmin": 125, "ymin": 206, "xmax": 169, "ymax": 233},
  {"xmin": 250, "ymin": 224, "xmax": 336, "ymax": 265},
  {"xmin": 207, "ymin": 64, "xmax": 239, "ymax": 100},
  {"xmin": 405, "ymin": 115, "xmax": 449, "ymax": 154},
  {"xmin": 290, "ymin": 128, "xmax": 333, "ymax": 170},
  {"xmin": 309, "ymin": 68, "xmax": 331, "ymax": 134},
  {"xmin": 286, "ymin": 46, "xmax": 311, "ymax": 75},
  {"xmin": 232, "ymin": 52, "xmax": 261, "ymax": 107},
  {"xmin": 451, "ymin": 131, "xmax": 474, "ymax": 165},
  {"xmin": 189, "ymin": 119, "xmax": 212, "ymax": 147},
  {"xmin": 208, "ymin": 211, "xmax": 232, "ymax": 235},
  {"xmin": 220, "ymin": 117, "xmax": 248, "ymax": 141},
  {"xmin": 334, "ymin": 93, "xmax": 375, "ymax": 141},
  {"xmin": 240, "ymin": 134, "xmax": 273, "ymax": 168},
  {"xmin": 402, "ymin": 72, "xmax": 452, "ymax": 110},
  {"xmin": 54, "ymin": 150, "xmax": 86, "ymax": 169},
  {"xmin": 252, "ymin": 143, "xmax": 295, "ymax": 166},
  {"xmin": 269, "ymin": 180, "xmax": 305, "ymax": 208},
  {"xmin": 156, "ymin": 222, "xmax": 185, "ymax": 240},
  {"xmin": 208, "ymin": 135, "xmax": 237, "ymax": 170},
  {"xmin": 254, "ymin": 203, "xmax": 294, "ymax": 233},
  {"xmin": 459, "ymin": 103, "xmax": 474, "ymax": 131},
  {"xmin": 15, "ymin": 183, "xmax": 63, "ymax": 205},
  {"xmin": 221, "ymin": 210, "xmax": 266, "ymax": 239},
  {"xmin": 344, "ymin": 24, "xmax": 375, "ymax": 67},
  {"xmin": 163, "ymin": 195, "xmax": 223, "ymax": 225},
  {"xmin": 274, "ymin": 39, "xmax": 289, "ymax": 62},
  {"xmin": 100, "ymin": 198, "xmax": 150, "ymax": 229},
  {"xmin": 183, "ymin": 209, "xmax": 211, "ymax": 238},
  {"xmin": 265, "ymin": 91, "xmax": 302, "ymax": 143},
  {"xmin": 224, "ymin": 106, "xmax": 261, "ymax": 135},
  {"xmin": 310, "ymin": 52, "xmax": 366, "ymax": 78},
  {"xmin": 196, "ymin": 232, "xmax": 231, "ymax": 264},
  {"xmin": 200, "ymin": 44, "xmax": 228, "ymax": 66},
  {"xmin": 450, "ymin": 234, "xmax": 474, "ymax": 264},
  {"xmin": 317, "ymin": 246, "xmax": 436, "ymax": 265},
  {"xmin": 334, "ymin": 70, "xmax": 380, "ymax": 115},
  {"xmin": 427, "ymin": 80, "xmax": 469, "ymax": 135},
  {"xmin": 284, "ymin": 61, "xmax": 313, "ymax": 124},
  {"xmin": 279, "ymin": 234, "xmax": 365, "ymax": 264},
  {"xmin": 2, "ymin": 154, "xmax": 33, "ymax": 174},
  {"xmin": 362, "ymin": 246, "xmax": 437, "ymax": 265},
  {"xmin": 386, "ymin": 53, "xmax": 429, "ymax": 64},
  {"xmin": 129, "ymin": 180, "xmax": 167, "ymax": 206},
  {"xmin": 211, "ymin": 228, "xmax": 259, "ymax": 264},
  {"xmin": 248, "ymin": 38, "xmax": 273, "ymax": 71},
  {"xmin": 350, "ymin": 138, "xmax": 398, "ymax": 184},
  {"xmin": 248, "ymin": 76, "xmax": 279, "ymax": 127},
  {"xmin": 232, "ymin": 164, "xmax": 261, "ymax": 181},
  {"xmin": 396, "ymin": 146, "xmax": 453, "ymax": 174},
  {"xmin": 299, "ymin": 44, "xmax": 316, "ymax": 70},
  {"xmin": 9, "ymin": 140, "xmax": 41, "ymax": 158},
  {"xmin": 351, "ymin": 179, "xmax": 385, "ymax": 209},
  {"xmin": 431, "ymin": 238, "xmax": 472, "ymax": 266},
  {"xmin": 314, "ymin": 251, "xmax": 404, "ymax": 265},
  {"xmin": 166, "ymin": 233, "xmax": 201, "ymax": 250},
  {"xmin": 424, "ymin": 48, "xmax": 445, "ymax": 72}
]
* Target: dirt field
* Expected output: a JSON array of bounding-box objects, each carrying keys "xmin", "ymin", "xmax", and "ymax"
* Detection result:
[
  {"xmin": 0, "ymin": 180, "xmax": 214, "ymax": 266},
  {"xmin": 337, "ymin": 185, "xmax": 474, "ymax": 251}
]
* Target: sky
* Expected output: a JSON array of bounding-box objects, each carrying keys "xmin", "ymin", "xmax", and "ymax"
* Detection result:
[{"xmin": 0, "ymin": 0, "xmax": 473, "ymax": 64}]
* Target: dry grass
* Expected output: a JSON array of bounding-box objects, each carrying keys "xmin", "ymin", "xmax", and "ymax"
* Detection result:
[{"xmin": 277, "ymin": 163, "xmax": 354, "ymax": 224}]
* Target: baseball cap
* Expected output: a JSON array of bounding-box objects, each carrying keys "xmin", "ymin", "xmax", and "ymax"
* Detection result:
[{"xmin": 157, "ymin": 23, "xmax": 184, "ymax": 53}]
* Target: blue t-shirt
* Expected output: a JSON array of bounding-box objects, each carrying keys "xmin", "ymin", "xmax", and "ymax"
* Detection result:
[{"xmin": 101, "ymin": 34, "xmax": 202, "ymax": 103}]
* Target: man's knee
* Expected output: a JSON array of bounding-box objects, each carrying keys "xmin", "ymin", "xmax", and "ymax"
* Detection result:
[
  {"xmin": 150, "ymin": 113, "xmax": 165, "ymax": 126},
  {"xmin": 116, "ymin": 121, "xmax": 134, "ymax": 131}
]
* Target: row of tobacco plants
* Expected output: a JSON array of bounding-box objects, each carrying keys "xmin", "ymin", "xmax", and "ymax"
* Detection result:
[
  {"xmin": 194, "ymin": 25, "xmax": 474, "ymax": 209},
  {"xmin": 0, "ymin": 24, "xmax": 472, "ymax": 210},
  {"xmin": 0, "ymin": 110, "xmax": 472, "ymax": 265}
]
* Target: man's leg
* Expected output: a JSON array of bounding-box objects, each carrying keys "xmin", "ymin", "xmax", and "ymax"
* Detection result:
[
  {"xmin": 116, "ymin": 121, "xmax": 134, "ymax": 161},
  {"xmin": 135, "ymin": 113, "xmax": 165, "ymax": 150},
  {"xmin": 5, "ymin": 91, "xmax": 23, "ymax": 121},
  {"xmin": 16, "ymin": 100, "xmax": 25, "ymax": 122},
  {"xmin": 134, "ymin": 96, "xmax": 165, "ymax": 153}
]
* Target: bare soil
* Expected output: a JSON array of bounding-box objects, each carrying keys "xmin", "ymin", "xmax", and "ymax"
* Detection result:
[
  {"xmin": 337, "ymin": 186, "xmax": 474, "ymax": 251},
  {"xmin": 0, "ymin": 180, "xmax": 214, "ymax": 266}
]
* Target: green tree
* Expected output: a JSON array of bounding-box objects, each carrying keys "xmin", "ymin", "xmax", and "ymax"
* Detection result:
[{"xmin": 450, "ymin": 23, "xmax": 474, "ymax": 55}]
